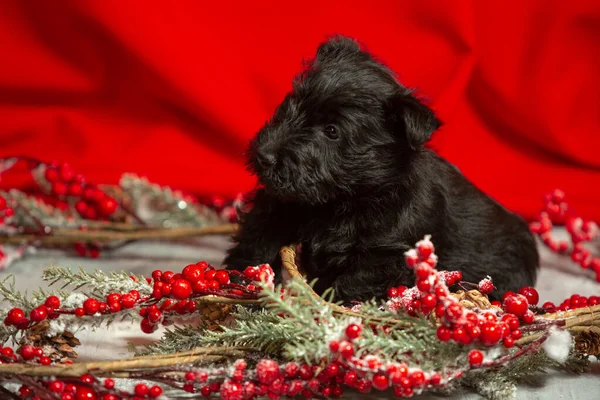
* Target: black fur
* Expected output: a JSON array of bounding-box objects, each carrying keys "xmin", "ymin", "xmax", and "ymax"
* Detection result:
[{"xmin": 223, "ymin": 35, "xmax": 539, "ymax": 302}]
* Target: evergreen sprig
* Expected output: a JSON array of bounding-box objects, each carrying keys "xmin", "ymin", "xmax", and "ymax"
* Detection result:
[{"xmin": 42, "ymin": 266, "xmax": 152, "ymax": 298}]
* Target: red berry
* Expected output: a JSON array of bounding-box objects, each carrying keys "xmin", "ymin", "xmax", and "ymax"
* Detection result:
[
  {"xmin": 68, "ymin": 183, "xmax": 83, "ymax": 197},
  {"xmin": 39, "ymin": 356, "xmax": 51, "ymax": 365},
  {"xmin": 409, "ymin": 370, "xmax": 425, "ymax": 387},
  {"xmin": 215, "ymin": 270, "xmax": 230, "ymax": 285},
  {"xmin": 522, "ymin": 310, "xmax": 535, "ymax": 324},
  {"xmin": 415, "ymin": 263, "xmax": 432, "ymax": 280},
  {"xmin": 387, "ymin": 287, "xmax": 399, "ymax": 298},
  {"xmin": 468, "ymin": 349, "xmax": 484, "ymax": 366},
  {"xmin": 243, "ymin": 266, "xmax": 259, "ymax": 280},
  {"xmin": 421, "ymin": 293, "xmax": 437, "ymax": 310},
  {"xmin": 89, "ymin": 247, "xmax": 100, "ymax": 258},
  {"xmin": 205, "ymin": 270, "xmax": 217, "ymax": 281},
  {"xmin": 589, "ymin": 296, "xmax": 599, "ymax": 306},
  {"xmin": 480, "ymin": 322, "xmax": 502, "ymax": 346},
  {"xmin": 256, "ymin": 359, "xmax": 280, "ymax": 384},
  {"xmin": 74, "ymin": 308, "xmax": 85, "ymax": 317},
  {"xmin": 120, "ymin": 293, "xmax": 136, "ymax": 309},
  {"xmin": 345, "ymin": 324, "xmax": 361, "ymax": 340},
  {"xmin": 502, "ymin": 291, "xmax": 516, "ymax": 302},
  {"xmin": 503, "ymin": 336, "xmax": 515, "ymax": 348},
  {"xmin": 503, "ymin": 294, "xmax": 529, "ymax": 318},
  {"xmin": 6, "ymin": 308, "xmax": 25, "ymax": 325},
  {"xmin": 45, "ymin": 295, "xmax": 61, "ymax": 310},
  {"xmin": 98, "ymin": 197, "xmax": 118, "ymax": 216},
  {"xmin": 104, "ymin": 378, "xmax": 115, "ymax": 389},
  {"xmin": 221, "ymin": 380, "xmax": 244, "ymax": 400},
  {"xmin": 478, "ymin": 279, "xmax": 494, "ymax": 294},
  {"xmin": 436, "ymin": 326, "xmax": 452, "ymax": 342},
  {"xmin": 339, "ymin": 341, "xmax": 354, "ymax": 358},
  {"xmin": 20, "ymin": 344, "xmax": 36, "ymax": 360},
  {"xmin": 329, "ymin": 340, "xmax": 340, "ymax": 352},
  {"xmin": 416, "ymin": 240, "xmax": 434, "ymax": 258},
  {"xmin": 0, "ymin": 196, "xmax": 5, "ymax": 210},
  {"xmin": 518, "ymin": 286, "xmax": 539, "ymax": 306},
  {"xmin": 48, "ymin": 380, "xmax": 64, "ymax": 393},
  {"xmin": 284, "ymin": 362, "xmax": 299, "ymax": 378},
  {"xmin": 200, "ymin": 386, "xmax": 212, "ymax": 396},
  {"xmin": 299, "ymin": 364, "xmax": 313, "ymax": 380},
  {"xmin": 372, "ymin": 374, "xmax": 389, "ymax": 391},
  {"xmin": 344, "ymin": 371, "xmax": 358, "ymax": 386},
  {"xmin": 52, "ymin": 181, "xmax": 67, "ymax": 196},
  {"xmin": 83, "ymin": 298, "xmax": 99, "ymax": 315},
  {"xmin": 182, "ymin": 264, "xmax": 204, "ymax": 282},
  {"xmin": 135, "ymin": 383, "xmax": 149, "ymax": 396},
  {"xmin": 417, "ymin": 278, "xmax": 432, "ymax": 292},
  {"xmin": 172, "ymin": 279, "xmax": 193, "ymax": 300},
  {"xmin": 445, "ymin": 303, "xmax": 463, "ymax": 322},
  {"xmin": 30, "ymin": 306, "xmax": 48, "ymax": 322},
  {"xmin": 45, "ymin": 167, "xmax": 58, "ymax": 182},
  {"xmin": 452, "ymin": 327, "xmax": 470, "ymax": 344},
  {"xmin": 149, "ymin": 386, "xmax": 163, "ymax": 398}
]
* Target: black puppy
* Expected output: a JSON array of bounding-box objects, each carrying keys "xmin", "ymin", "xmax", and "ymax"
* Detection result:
[{"xmin": 224, "ymin": 35, "xmax": 538, "ymax": 302}]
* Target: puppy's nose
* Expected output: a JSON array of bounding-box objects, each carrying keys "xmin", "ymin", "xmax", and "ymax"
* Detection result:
[{"xmin": 256, "ymin": 151, "xmax": 277, "ymax": 168}]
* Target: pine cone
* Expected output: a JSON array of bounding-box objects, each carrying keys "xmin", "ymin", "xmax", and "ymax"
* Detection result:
[
  {"xmin": 450, "ymin": 289, "xmax": 501, "ymax": 311},
  {"xmin": 574, "ymin": 327, "xmax": 600, "ymax": 356},
  {"xmin": 198, "ymin": 303, "xmax": 233, "ymax": 322},
  {"xmin": 19, "ymin": 320, "xmax": 81, "ymax": 360}
]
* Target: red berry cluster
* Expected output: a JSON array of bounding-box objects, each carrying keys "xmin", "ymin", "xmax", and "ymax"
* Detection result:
[
  {"xmin": 385, "ymin": 236, "xmax": 535, "ymax": 350},
  {"xmin": 41, "ymin": 162, "xmax": 119, "ymax": 220},
  {"xmin": 530, "ymin": 189, "xmax": 600, "ymax": 281},
  {"xmin": 542, "ymin": 294, "xmax": 600, "ymax": 313},
  {"xmin": 18, "ymin": 375, "xmax": 163, "ymax": 400},
  {"xmin": 0, "ymin": 194, "xmax": 15, "ymax": 226},
  {"xmin": 4, "ymin": 295, "xmax": 62, "ymax": 330}
]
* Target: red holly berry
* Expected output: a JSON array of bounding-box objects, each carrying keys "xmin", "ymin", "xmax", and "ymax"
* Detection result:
[
  {"xmin": 30, "ymin": 306, "xmax": 48, "ymax": 322},
  {"xmin": 98, "ymin": 197, "xmax": 118, "ymax": 216},
  {"xmin": 405, "ymin": 252, "xmax": 419, "ymax": 267},
  {"xmin": 83, "ymin": 298, "xmax": 99, "ymax": 315},
  {"xmin": 522, "ymin": 310, "xmax": 535, "ymax": 324},
  {"xmin": 468, "ymin": 349, "xmax": 484, "ymax": 366},
  {"xmin": 39, "ymin": 356, "xmax": 51, "ymax": 365},
  {"xmin": 416, "ymin": 239, "xmax": 434, "ymax": 258},
  {"xmin": 387, "ymin": 287, "xmax": 399, "ymax": 298},
  {"xmin": 20, "ymin": 345, "xmax": 36, "ymax": 360},
  {"xmin": 68, "ymin": 183, "xmax": 83, "ymax": 197},
  {"xmin": 415, "ymin": 263, "xmax": 432, "ymax": 280},
  {"xmin": 445, "ymin": 303, "xmax": 463, "ymax": 322},
  {"xmin": 220, "ymin": 380, "xmax": 244, "ymax": 400},
  {"xmin": 44, "ymin": 295, "xmax": 61, "ymax": 310},
  {"xmin": 44, "ymin": 167, "xmax": 58, "ymax": 182},
  {"xmin": 215, "ymin": 270, "xmax": 230, "ymax": 285},
  {"xmin": 74, "ymin": 308, "xmax": 85, "ymax": 317},
  {"xmin": 149, "ymin": 386, "xmax": 163, "ymax": 398},
  {"xmin": 120, "ymin": 293, "xmax": 136, "ymax": 309},
  {"xmin": 345, "ymin": 324, "xmax": 362, "ymax": 340},
  {"xmin": 329, "ymin": 340, "xmax": 340, "ymax": 353},
  {"xmin": 256, "ymin": 359, "xmax": 280, "ymax": 384},
  {"xmin": 339, "ymin": 341, "xmax": 354, "ymax": 358},
  {"xmin": 52, "ymin": 181, "xmax": 67, "ymax": 196},
  {"xmin": 503, "ymin": 294, "xmax": 529, "ymax": 318},
  {"xmin": 182, "ymin": 264, "xmax": 204, "ymax": 282},
  {"xmin": 478, "ymin": 279, "xmax": 494, "ymax": 294},
  {"xmin": 518, "ymin": 286, "xmax": 539, "ymax": 306},
  {"xmin": 172, "ymin": 279, "xmax": 193, "ymax": 300},
  {"xmin": 503, "ymin": 336, "xmax": 515, "ymax": 348},
  {"xmin": 284, "ymin": 362, "xmax": 299, "ymax": 378},
  {"xmin": 5, "ymin": 308, "xmax": 25, "ymax": 325},
  {"xmin": 409, "ymin": 370, "xmax": 426, "ymax": 387},
  {"xmin": 417, "ymin": 279, "xmax": 432, "ymax": 292},
  {"xmin": 372, "ymin": 374, "xmax": 389, "ymax": 391},
  {"xmin": 480, "ymin": 322, "xmax": 502, "ymax": 346},
  {"xmin": 135, "ymin": 383, "xmax": 149, "ymax": 396},
  {"xmin": 104, "ymin": 378, "xmax": 115, "ymax": 389},
  {"xmin": 140, "ymin": 319, "xmax": 155, "ymax": 334}
]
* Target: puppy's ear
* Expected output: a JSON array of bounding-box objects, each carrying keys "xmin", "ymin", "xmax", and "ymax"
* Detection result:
[
  {"xmin": 316, "ymin": 34, "xmax": 362, "ymax": 62},
  {"xmin": 388, "ymin": 92, "xmax": 441, "ymax": 150}
]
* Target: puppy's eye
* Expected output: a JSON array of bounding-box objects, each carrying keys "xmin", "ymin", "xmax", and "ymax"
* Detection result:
[{"xmin": 323, "ymin": 125, "xmax": 339, "ymax": 139}]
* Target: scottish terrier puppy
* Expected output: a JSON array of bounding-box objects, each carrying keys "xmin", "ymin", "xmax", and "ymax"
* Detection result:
[{"xmin": 224, "ymin": 35, "xmax": 538, "ymax": 302}]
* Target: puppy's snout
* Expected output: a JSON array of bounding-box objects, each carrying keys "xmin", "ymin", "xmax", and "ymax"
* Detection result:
[{"xmin": 256, "ymin": 150, "xmax": 277, "ymax": 168}]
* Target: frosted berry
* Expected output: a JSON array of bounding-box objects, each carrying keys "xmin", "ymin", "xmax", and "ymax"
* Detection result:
[
  {"xmin": 478, "ymin": 279, "xmax": 494, "ymax": 294},
  {"xmin": 522, "ymin": 310, "xmax": 535, "ymax": 324},
  {"xmin": 468, "ymin": 349, "xmax": 483, "ymax": 366},
  {"xmin": 387, "ymin": 287, "xmax": 399, "ymax": 298},
  {"xmin": 256, "ymin": 359, "xmax": 280, "ymax": 384},
  {"xmin": 120, "ymin": 293, "xmax": 136, "ymax": 309},
  {"xmin": 221, "ymin": 380, "xmax": 244, "ymax": 400}
]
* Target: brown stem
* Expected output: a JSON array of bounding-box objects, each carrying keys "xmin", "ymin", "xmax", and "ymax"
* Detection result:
[
  {"xmin": 0, "ymin": 224, "xmax": 238, "ymax": 245},
  {"xmin": 0, "ymin": 347, "xmax": 256, "ymax": 378}
]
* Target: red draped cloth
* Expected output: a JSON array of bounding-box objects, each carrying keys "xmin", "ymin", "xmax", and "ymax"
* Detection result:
[{"xmin": 0, "ymin": 1, "xmax": 598, "ymax": 221}]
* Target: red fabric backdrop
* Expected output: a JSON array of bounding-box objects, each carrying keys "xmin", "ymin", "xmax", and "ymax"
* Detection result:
[{"xmin": 0, "ymin": 0, "xmax": 599, "ymax": 221}]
